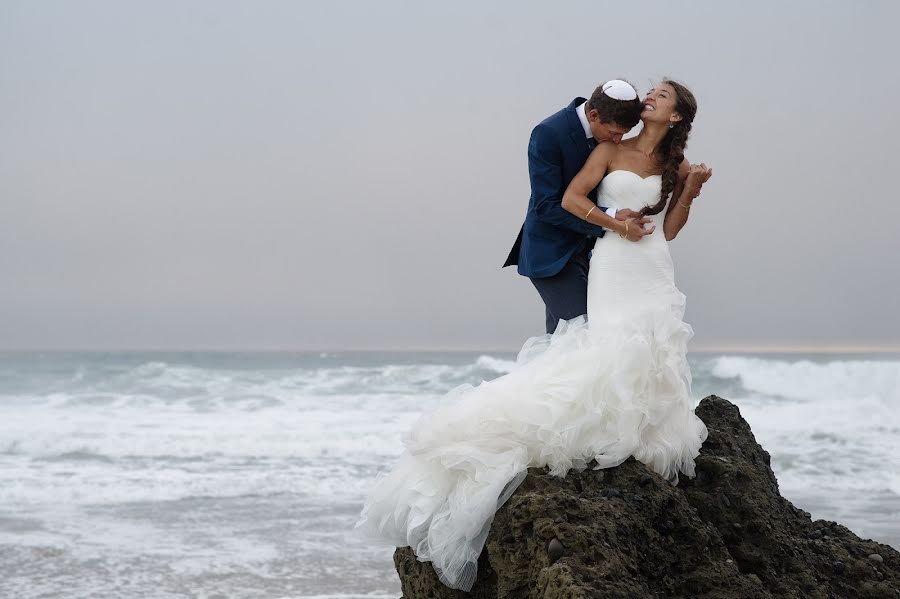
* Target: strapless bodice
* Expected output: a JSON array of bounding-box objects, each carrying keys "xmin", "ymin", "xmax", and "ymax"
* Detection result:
[{"xmin": 598, "ymin": 170, "xmax": 664, "ymax": 226}]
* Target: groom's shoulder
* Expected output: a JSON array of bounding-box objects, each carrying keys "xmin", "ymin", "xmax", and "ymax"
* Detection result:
[
  {"xmin": 537, "ymin": 97, "xmax": 584, "ymax": 129},
  {"xmin": 530, "ymin": 97, "xmax": 583, "ymax": 140}
]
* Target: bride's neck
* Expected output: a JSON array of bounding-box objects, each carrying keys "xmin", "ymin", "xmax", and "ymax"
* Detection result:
[{"xmin": 634, "ymin": 122, "xmax": 669, "ymax": 157}]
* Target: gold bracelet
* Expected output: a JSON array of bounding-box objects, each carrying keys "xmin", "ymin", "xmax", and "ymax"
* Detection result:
[
  {"xmin": 585, "ymin": 205, "xmax": 596, "ymax": 220},
  {"xmin": 619, "ymin": 221, "xmax": 629, "ymax": 238},
  {"xmin": 678, "ymin": 200, "xmax": 692, "ymax": 210}
]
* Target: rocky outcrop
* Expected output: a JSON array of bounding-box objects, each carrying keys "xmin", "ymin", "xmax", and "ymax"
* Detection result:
[{"xmin": 393, "ymin": 396, "xmax": 900, "ymax": 598}]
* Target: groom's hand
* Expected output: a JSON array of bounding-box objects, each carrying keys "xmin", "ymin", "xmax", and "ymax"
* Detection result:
[
  {"xmin": 615, "ymin": 208, "xmax": 639, "ymax": 220},
  {"xmin": 623, "ymin": 218, "xmax": 656, "ymax": 242},
  {"xmin": 615, "ymin": 209, "xmax": 654, "ymax": 234}
]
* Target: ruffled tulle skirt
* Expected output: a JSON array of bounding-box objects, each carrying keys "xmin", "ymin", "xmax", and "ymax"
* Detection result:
[{"xmin": 355, "ymin": 302, "xmax": 709, "ymax": 591}]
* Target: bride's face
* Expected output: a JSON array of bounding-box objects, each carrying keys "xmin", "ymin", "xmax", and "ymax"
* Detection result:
[{"xmin": 641, "ymin": 84, "xmax": 682, "ymax": 127}]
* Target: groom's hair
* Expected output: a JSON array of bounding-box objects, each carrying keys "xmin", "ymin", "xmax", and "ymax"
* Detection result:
[{"xmin": 587, "ymin": 83, "xmax": 642, "ymax": 128}]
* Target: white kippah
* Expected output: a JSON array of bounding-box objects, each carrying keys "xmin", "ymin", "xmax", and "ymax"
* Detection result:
[{"xmin": 601, "ymin": 79, "xmax": 638, "ymax": 101}]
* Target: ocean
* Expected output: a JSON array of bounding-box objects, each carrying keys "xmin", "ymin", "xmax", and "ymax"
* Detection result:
[{"xmin": 0, "ymin": 351, "xmax": 897, "ymax": 598}]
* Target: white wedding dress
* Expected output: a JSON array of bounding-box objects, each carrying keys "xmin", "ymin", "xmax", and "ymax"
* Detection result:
[{"xmin": 356, "ymin": 171, "xmax": 709, "ymax": 591}]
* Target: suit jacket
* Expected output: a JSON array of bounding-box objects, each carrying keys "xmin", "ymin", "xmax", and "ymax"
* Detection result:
[{"xmin": 503, "ymin": 98, "xmax": 610, "ymax": 278}]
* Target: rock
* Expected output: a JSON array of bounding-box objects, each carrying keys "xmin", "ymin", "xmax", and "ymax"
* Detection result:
[
  {"xmin": 547, "ymin": 538, "xmax": 564, "ymax": 564},
  {"xmin": 392, "ymin": 396, "xmax": 900, "ymax": 598}
]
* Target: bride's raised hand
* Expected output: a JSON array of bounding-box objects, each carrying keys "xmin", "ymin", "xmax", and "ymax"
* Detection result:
[{"xmin": 684, "ymin": 163, "xmax": 712, "ymax": 198}]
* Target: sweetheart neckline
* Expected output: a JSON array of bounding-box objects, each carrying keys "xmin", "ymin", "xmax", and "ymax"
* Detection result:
[{"xmin": 606, "ymin": 170, "xmax": 662, "ymax": 181}]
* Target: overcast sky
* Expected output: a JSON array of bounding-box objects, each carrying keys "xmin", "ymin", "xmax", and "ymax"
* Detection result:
[{"xmin": 1, "ymin": 0, "xmax": 898, "ymax": 351}]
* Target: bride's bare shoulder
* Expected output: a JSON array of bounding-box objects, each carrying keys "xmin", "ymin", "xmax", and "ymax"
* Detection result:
[
  {"xmin": 593, "ymin": 140, "xmax": 626, "ymax": 161},
  {"xmin": 587, "ymin": 141, "xmax": 620, "ymax": 165}
]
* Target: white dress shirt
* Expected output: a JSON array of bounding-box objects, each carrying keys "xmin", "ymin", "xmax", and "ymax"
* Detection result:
[{"xmin": 576, "ymin": 101, "xmax": 618, "ymax": 225}]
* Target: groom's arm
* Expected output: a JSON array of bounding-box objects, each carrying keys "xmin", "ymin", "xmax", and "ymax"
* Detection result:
[
  {"xmin": 563, "ymin": 143, "xmax": 655, "ymax": 241},
  {"xmin": 528, "ymin": 124, "xmax": 611, "ymax": 237}
]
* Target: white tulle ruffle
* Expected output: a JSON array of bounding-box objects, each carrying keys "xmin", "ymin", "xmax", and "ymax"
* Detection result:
[{"xmin": 355, "ymin": 311, "xmax": 709, "ymax": 591}]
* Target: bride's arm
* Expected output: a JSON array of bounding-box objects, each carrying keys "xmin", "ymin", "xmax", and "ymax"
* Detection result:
[
  {"xmin": 562, "ymin": 143, "xmax": 629, "ymax": 237},
  {"xmin": 663, "ymin": 160, "xmax": 711, "ymax": 240},
  {"xmin": 663, "ymin": 160, "xmax": 692, "ymax": 240}
]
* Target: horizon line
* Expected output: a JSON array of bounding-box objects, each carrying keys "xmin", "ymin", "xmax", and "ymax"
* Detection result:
[{"xmin": 1, "ymin": 344, "xmax": 900, "ymax": 354}]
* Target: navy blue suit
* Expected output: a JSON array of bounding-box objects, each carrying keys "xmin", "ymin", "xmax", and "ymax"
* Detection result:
[{"xmin": 503, "ymin": 98, "xmax": 612, "ymax": 333}]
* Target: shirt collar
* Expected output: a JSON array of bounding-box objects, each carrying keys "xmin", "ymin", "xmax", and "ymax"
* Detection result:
[{"xmin": 576, "ymin": 101, "xmax": 592, "ymax": 139}]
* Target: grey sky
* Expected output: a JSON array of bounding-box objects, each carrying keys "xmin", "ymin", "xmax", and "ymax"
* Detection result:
[{"xmin": 1, "ymin": 0, "xmax": 898, "ymax": 350}]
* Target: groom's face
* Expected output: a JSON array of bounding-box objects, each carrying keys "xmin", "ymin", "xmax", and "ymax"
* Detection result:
[{"xmin": 588, "ymin": 110, "xmax": 631, "ymax": 144}]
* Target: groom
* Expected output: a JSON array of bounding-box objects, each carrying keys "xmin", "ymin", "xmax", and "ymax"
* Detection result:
[{"xmin": 503, "ymin": 80, "xmax": 649, "ymax": 334}]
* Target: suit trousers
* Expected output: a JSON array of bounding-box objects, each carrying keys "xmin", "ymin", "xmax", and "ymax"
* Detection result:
[{"xmin": 529, "ymin": 246, "xmax": 591, "ymax": 334}]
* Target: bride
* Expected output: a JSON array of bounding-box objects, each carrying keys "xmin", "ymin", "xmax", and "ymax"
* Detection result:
[{"xmin": 356, "ymin": 79, "xmax": 712, "ymax": 592}]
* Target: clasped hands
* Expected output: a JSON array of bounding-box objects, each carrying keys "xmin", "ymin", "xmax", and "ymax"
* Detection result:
[{"xmin": 614, "ymin": 209, "xmax": 654, "ymax": 241}]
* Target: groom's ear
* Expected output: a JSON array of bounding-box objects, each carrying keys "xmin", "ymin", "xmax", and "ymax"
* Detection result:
[{"xmin": 587, "ymin": 107, "xmax": 600, "ymax": 123}]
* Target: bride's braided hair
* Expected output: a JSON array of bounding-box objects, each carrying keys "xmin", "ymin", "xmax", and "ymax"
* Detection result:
[{"xmin": 639, "ymin": 79, "xmax": 697, "ymax": 217}]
